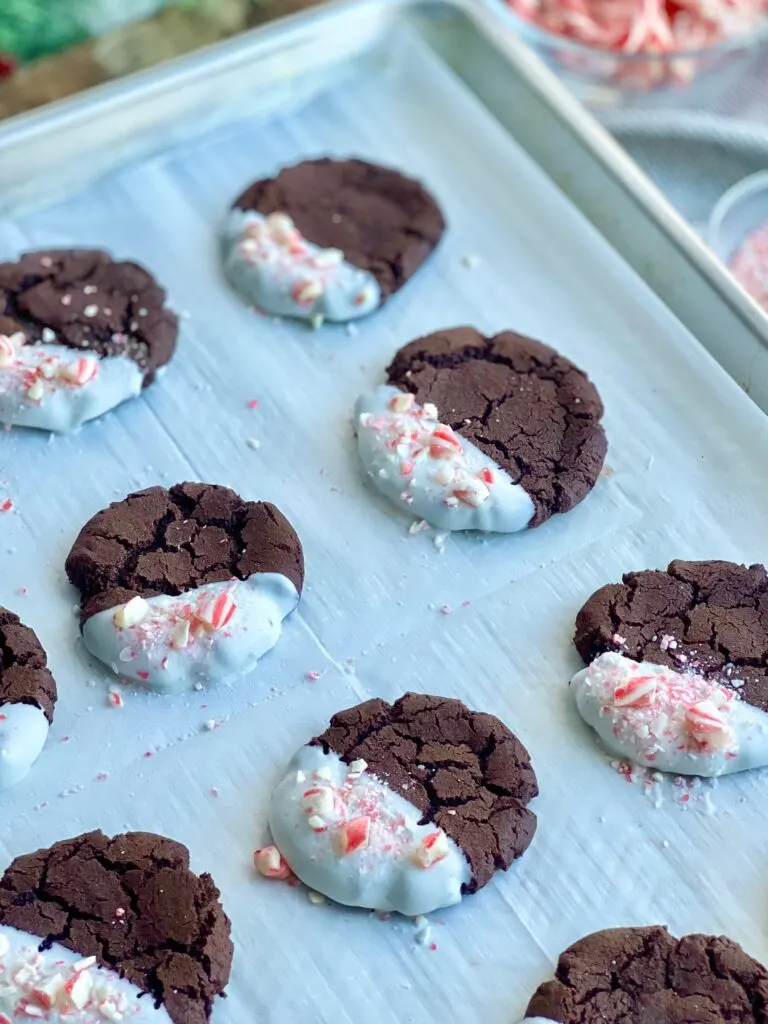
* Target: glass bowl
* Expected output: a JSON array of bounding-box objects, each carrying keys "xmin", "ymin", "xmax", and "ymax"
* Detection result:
[
  {"xmin": 486, "ymin": 1, "xmax": 768, "ymax": 109},
  {"xmin": 708, "ymin": 171, "xmax": 768, "ymax": 312}
]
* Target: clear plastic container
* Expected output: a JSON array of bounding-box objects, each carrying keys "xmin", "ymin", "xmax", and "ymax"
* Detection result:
[{"xmin": 487, "ymin": 1, "xmax": 768, "ymax": 109}]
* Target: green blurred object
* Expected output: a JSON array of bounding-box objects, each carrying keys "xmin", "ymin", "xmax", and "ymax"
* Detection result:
[{"xmin": 0, "ymin": 0, "xmax": 237, "ymax": 63}]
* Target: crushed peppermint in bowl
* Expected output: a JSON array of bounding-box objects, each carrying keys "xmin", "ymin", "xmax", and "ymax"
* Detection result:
[
  {"xmin": 709, "ymin": 170, "xmax": 768, "ymax": 315},
  {"xmin": 491, "ymin": 0, "xmax": 768, "ymax": 101}
]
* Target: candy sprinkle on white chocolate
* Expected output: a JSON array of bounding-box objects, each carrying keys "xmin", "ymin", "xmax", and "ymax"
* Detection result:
[
  {"xmin": 355, "ymin": 385, "xmax": 535, "ymax": 533},
  {"xmin": 269, "ymin": 746, "xmax": 470, "ymax": 916},
  {"xmin": 222, "ymin": 209, "xmax": 381, "ymax": 323},
  {"xmin": 572, "ymin": 651, "xmax": 768, "ymax": 777},
  {"xmin": 83, "ymin": 574, "xmax": 299, "ymax": 694},
  {"xmin": 0, "ymin": 336, "xmax": 144, "ymax": 433},
  {"xmin": 0, "ymin": 924, "xmax": 172, "ymax": 1022}
]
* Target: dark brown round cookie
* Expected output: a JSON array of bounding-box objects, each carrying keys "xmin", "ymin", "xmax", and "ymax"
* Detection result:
[
  {"xmin": 232, "ymin": 158, "xmax": 445, "ymax": 300},
  {"xmin": 385, "ymin": 327, "xmax": 607, "ymax": 526},
  {"xmin": 0, "ymin": 606, "xmax": 56, "ymax": 722},
  {"xmin": 65, "ymin": 482, "xmax": 305, "ymax": 623},
  {"xmin": 312, "ymin": 692, "xmax": 538, "ymax": 891},
  {"xmin": 0, "ymin": 249, "xmax": 178, "ymax": 384},
  {"xmin": 0, "ymin": 830, "xmax": 233, "ymax": 1024},
  {"xmin": 575, "ymin": 559, "xmax": 768, "ymax": 712},
  {"xmin": 525, "ymin": 925, "xmax": 768, "ymax": 1024}
]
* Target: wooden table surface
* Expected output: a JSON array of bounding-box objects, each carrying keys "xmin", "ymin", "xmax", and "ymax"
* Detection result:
[{"xmin": 0, "ymin": 0, "xmax": 325, "ymax": 120}]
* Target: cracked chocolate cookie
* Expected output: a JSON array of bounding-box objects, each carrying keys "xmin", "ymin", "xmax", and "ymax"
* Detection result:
[
  {"xmin": 354, "ymin": 327, "xmax": 607, "ymax": 533},
  {"xmin": 571, "ymin": 560, "xmax": 768, "ymax": 776},
  {"xmin": 0, "ymin": 607, "xmax": 56, "ymax": 790},
  {"xmin": 0, "ymin": 249, "xmax": 178, "ymax": 432},
  {"xmin": 269, "ymin": 692, "xmax": 538, "ymax": 915},
  {"xmin": 520, "ymin": 925, "xmax": 768, "ymax": 1024},
  {"xmin": 65, "ymin": 482, "xmax": 304, "ymax": 693},
  {"xmin": 0, "ymin": 830, "xmax": 233, "ymax": 1024},
  {"xmin": 222, "ymin": 158, "xmax": 445, "ymax": 324}
]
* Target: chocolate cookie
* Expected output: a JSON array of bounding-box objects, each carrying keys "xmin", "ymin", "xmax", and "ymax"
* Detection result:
[
  {"xmin": 571, "ymin": 560, "xmax": 768, "ymax": 776},
  {"xmin": 354, "ymin": 327, "xmax": 607, "ymax": 532},
  {"xmin": 65, "ymin": 482, "xmax": 304, "ymax": 693},
  {"xmin": 269, "ymin": 692, "xmax": 538, "ymax": 915},
  {"xmin": 222, "ymin": 158, "xmax": 445, "ymax": 324},
  {"xmin": 0, "ymin": 607, "xmax": 57, "ymax": 790},
  {"xmin": 522, "ymin": 925, "xmax": 768, "ymax": 1024},
  {"xmin": 0, "ymin": 830, "xmax": 233, "ymax": 1024},
  {"xmin": 0, "ymin": 249, "xmax": 178, "ymax": 432}
]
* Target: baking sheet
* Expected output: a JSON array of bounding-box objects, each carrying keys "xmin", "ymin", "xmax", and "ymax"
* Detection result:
[{"xmin": 2, "ymin": 18, "xmax": 768, "ymax": 1024}]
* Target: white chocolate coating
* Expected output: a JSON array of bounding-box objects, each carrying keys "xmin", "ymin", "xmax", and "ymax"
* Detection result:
[
  {"xmin": 0, "ymin": 925, "xmax": 172, "ymax": 1022},
  {"xmin": 269, "ymin": 746, "xmax": 471, "ymax": 916},
  {"xmin": 82, "ymin": 574, "xmax": 299, "ymax": 694},
  {"xmin": 0, "ymin": 703, "xmax": 49, "ymax": 790},
  {"xmin": 355, "ymin": 385, "xmax": 535, "ymax": 533},
  {"xmin": 572, "ymin": 651, "xmax": 768, "ymax": 777},
  {"xmin": 222, "ymin": 209, "xmax": 381, "ymax": 323},
  {"xmin": 0, "ymin": 342, "xmax": 144, "ymax": 433}
]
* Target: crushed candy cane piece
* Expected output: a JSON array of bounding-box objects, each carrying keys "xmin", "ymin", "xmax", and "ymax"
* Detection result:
[
  {"xmin": 730, "ymin": 220, "xmax": 768, "ymax": 314},
  {"xmin": 686, "ymin": 699, "xmax": 733, "ymax": 748},
  {"xmin": 169, "ymin": 619, "xmax": 191, "ymax": 650},
  {"xmin": 337, "ymin": 815, "xmax": 371, "ymax": 855},
  {"xmin": 505, "ymin": 0, "xmax": 768, "ymax": 57},
  {"xmin": 0, "ymin": 334, "xmax": 17, "ymax": 367},
  {"xmin": 26, "ymin": 377, "xmax": 45, "ymax": 402},
  {"xmin": 113, "ymin": 595, "xmax": 149, "ymax": 629},
  {"xmin": 197, "ymin": 591, "xmax": 237, "ymax": 631},
  {"xmin": 613, "ymin": 675, "xmax": 657, "ymax": 707},
  {"xmin": 58, "ymin": 356, "xmax": 99, "ymax": 387},
  {"xmin": 413, "ymin": 831, "xmax": 450, "ymax": 868},
  {"xmin": 302, "ymin": 786, "xmax": 335, "ymax": 819},
  {"xmin": 254, "ymin": 845, "xmax": 292, "ymax": 879}
]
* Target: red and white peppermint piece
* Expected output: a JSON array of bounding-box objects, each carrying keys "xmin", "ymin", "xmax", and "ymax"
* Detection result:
[
  {"xmin": 26, "ymin": 376, "xmax": 45, "ymax": 402},
  {"xmin": 169, "ymin": 619, "xmax": 191, "ymax": 650},
  {"xmin": 307, "ymin": 815, "xmax": 328, "ymax": 832},
  {"xmin": 253, "ymin": 845, "xmax": 292, "ymax": 879},
  {"xmin": 113, "ymin": 595, "xmax": 149, "ymax": 629},
  {"xmin": 59, "ymin": 356, "xmax": 99, "ymax": 387},
  {"xmin": 389, "ymin": 392, "xmax": 416, "ymax": 414},
  {"xmin": 429, "ymin": 425, "xmax": 463, "ymax": 459},
  {"xmin": 31, "ymin": 974, "xmax": 66, "ymax": 1010},
  {"xmin": 685, "ymin": 700, "xmax": 732, "ymax": 750},
  {"xmin": 0, "ymin": 334, "xmax": 16, "ymax": 368},
  {"xmin": 265, "ymin": 212, "xmax": 295, "ymax": 241},
  {"xmin": 613, "ymin": 674, "xmax": 658, "ymax": 708},
  {"xmin": 412, "ymin": 830, "xmax": 450, "ymax": 869},
  {"xmin": 65, "ymin": 966, "xmax": 94, "ymax": 1010},
  {"xmin": 292, "ymin": 279, "xmax": 324, "ymax": 306},
  {"xmin": 198, "ymin": 591, "xmax": 237, "ymax": 631},
  {"xmin": 353, "ymin": 284, "xmax": 377, "ymax": 307},
  {"xmin": 453, "ymin": 476, "xmax": 491, "ymax": 507},
  {"xmin": 337, "ymin": 815, "xmax": 371, "ymax": 855},
  {"xmin": 301, "ymin": 786, "xmax": 335, "ymax": 819}
]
